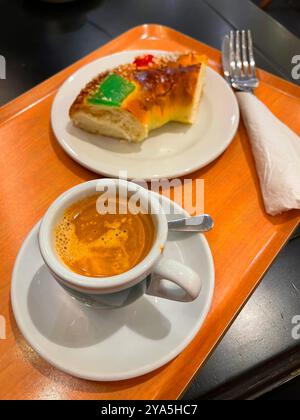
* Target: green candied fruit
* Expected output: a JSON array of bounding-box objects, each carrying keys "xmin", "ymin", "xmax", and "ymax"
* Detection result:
[{"xmin": 88, "ymin": 73, "xmax": 135, "ymax": 107}]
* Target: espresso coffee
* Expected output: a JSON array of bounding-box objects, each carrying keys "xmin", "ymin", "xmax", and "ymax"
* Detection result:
[{"xmin": 54, "ymin": 194, "xmax": 155, "ymax": 277}]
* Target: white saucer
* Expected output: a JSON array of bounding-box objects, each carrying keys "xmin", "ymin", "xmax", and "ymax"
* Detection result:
[
  {"xmin": 51, "ymin": 50, "xmax": 239, "ymax": 180},
  {"xmin": 11, "ymin": 195, "xmax": 214, "ymax": 381}
]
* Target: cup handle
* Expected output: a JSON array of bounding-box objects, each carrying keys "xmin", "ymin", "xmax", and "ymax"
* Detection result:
[{"xmin": 146, "ymin": 257, "xmax": 202, "ymax": 302}]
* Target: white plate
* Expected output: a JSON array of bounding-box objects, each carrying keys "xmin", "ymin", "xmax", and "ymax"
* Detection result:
[
  {"xmin": 11, "ymin": 194, "xmax": 214, "ymax": 381},
  {"xmin": 51, "ymin": 50, "xmax": 239, "ymax": 180}
]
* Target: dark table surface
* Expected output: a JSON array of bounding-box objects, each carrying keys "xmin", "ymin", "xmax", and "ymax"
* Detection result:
[{"xmin": 0, "ymin": 0, "xmax": 300, "ymax": 400}]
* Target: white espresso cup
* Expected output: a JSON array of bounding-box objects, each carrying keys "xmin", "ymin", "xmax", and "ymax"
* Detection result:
[{"xmin": 39, "ymin": 179, "xmax": 202, "ymax": 309}]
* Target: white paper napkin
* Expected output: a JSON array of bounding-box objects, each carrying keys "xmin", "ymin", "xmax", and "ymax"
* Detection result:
[{"xmin": 236, "ymin": 92, "xmax": 300, "ymax": 216}]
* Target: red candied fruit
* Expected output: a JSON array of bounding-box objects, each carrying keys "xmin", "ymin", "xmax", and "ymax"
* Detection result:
[{"xmin": 134, "ymin": 54, "xmax": 154, "ymax": 67}]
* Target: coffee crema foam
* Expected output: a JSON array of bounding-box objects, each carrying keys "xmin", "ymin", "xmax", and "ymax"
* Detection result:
[{"xmin": 54, "ymin": 194, "xmax": 155, "ymax": 277}]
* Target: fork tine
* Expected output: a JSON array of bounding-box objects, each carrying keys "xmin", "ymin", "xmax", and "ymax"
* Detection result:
[
  {"xmin": 247, "ymin": 30, "xmax": 256, "ymax": 77},
  {"xmin": 241, "ymin": 30, "xmax": 249, "ymax": 77},
  {"xmin": 235, "ymin": 30, "xmax": 242, "ymax": 77},
  {"xmin": 229, "ymin": 30, "xmax": 236, "ymax": 77},
  {"xmin": 224, "ymin": 29, "xmax": 258, "ymax": 91}
]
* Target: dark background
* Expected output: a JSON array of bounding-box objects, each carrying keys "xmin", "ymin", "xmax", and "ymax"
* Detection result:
[
  {"xmin": 1, "ymin": 0, "xmax": 300, "ymax": 106},
  {"xmin": 0, "ymin": 0, "xmax": 299, "ymax": 400}
]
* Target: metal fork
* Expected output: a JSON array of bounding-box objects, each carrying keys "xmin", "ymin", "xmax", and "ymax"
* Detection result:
[{"xmin": 222, "ymin": 30, "xmax": 259, "ymax": 92}]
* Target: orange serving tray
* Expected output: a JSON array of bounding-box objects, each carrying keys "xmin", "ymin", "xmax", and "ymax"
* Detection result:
[{"xmin": 0, "ymin": 24, "xmax": 299, "ymax": 400}]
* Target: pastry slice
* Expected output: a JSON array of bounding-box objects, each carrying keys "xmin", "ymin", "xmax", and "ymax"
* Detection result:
[{"xmin": 69, "ymin": 52, "xmax": 207, "ymax": 143}]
